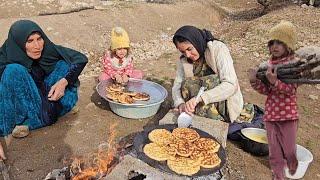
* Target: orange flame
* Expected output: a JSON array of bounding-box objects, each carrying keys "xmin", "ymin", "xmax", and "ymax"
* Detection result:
[{"xmin": 72, "ymin": 123, "xmax": 118, "ymax": 180}]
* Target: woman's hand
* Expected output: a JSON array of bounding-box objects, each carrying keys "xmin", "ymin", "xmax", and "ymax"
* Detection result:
[
  {"xmin": 177, "ymin": 103, "xmax": 186, "ymax": 113},
  {"xmin": 185, "ymin": 97, "xmax": 201, "ymax": 115},
  {"xmin": 48, "ymin": 78, "xmax": 68, "ymax": 101},
  {"xmin": 0, "ymin": 142, "xmax": 6, "ymax": 160},
  {"xmin": 266, "ymin": 65, "xmax": 278, "ymax": 85},
  {"xmin": 248, "ymin": 68, "xmax": 258, "ymax": 83}
]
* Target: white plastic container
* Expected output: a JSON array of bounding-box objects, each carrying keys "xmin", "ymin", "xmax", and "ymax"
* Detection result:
[{"xmin": 285, "ymin": 144, "xmax": 313, "ymax": 179}]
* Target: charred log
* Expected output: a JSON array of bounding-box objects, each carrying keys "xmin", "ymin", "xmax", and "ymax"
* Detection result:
[{"xmin": 256, "ymin": 55, "xmax": 320, "ymax": 84}]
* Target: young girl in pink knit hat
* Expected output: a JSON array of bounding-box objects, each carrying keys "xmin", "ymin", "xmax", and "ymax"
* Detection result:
[
  {"xmin": 248, "ymin": 21, "xmax": 299, "ymax": 180},
  {"xmin": 99, "ymin": 27, "xmax": 143, "ymax": 83}
]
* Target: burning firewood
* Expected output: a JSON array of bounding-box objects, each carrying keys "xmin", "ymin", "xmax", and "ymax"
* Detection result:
[
  {"xmin": 256, "ymin": 48, "xmax": 320, "ymax": 84},
  {"xmin": 70, "ymin": 123, "xmax": 119, "ymax": 180}
]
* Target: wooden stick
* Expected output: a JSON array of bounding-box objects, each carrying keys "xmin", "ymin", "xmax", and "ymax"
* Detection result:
[
  {"xmin": 257, "ymin": 61, "xmax": 305, "ymax": 72},
  {"xmin": 0, "ymin": 160, "xmax": 10, "ymax": 180}
]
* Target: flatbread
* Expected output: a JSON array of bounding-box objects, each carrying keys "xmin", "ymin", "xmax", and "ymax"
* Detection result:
[
  {"xmin": 172, "ymin": 128, "xmax": 200, "ymax": 142},
  {"xmin": 193, "ymin": 138, "xmax": 220, "ymax": 153},
  {"xmin": 200, "ymin": 152, "xmax": 221, "ymax": 168},
  {"xmin": 190, "ymin": 149, "xmax": 205, "ymax": 161},
  {"xmin": 133, "ymin": 92, "xmax": 150, "ymax": 101},
  {"xmin": 167, "ymin": 156, "xmax": 201, "ymax": 176},
  {"xmin": 163, "ymin": 144, "xmax": 177, "ymax": 158},
  {"xmin": 117, "ymin": 94, "xmax": 134, "ymax": 104},
  {"xmin": 148, "ymin": 129, "xmax": 174, "ymax": 146},
  {"xmin": 123, "ymin": 90, "xmax": 137, "ymax": 97},
  {"xmin": 106, "ymin": 92, "xmax": 121, "ymax": 101},
  {"xmin": 143, "ymin": 143, "xmax": 170, "ymax": 161},
  {"xmin": 108, "ymin": 83, "xmax": 124, "ymax": 92},
  {"xmin": 144, "ymin": 127, "xmax": 223, "ymax": 175},
  {"xmin": 174, "ymin": 138, "xmax": 195, "ymax": 157}
]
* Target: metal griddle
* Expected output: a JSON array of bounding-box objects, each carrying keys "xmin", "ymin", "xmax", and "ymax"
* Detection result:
[{"xmin": 133, "ymin": 124, "xmax": 226, "ymax": 177}]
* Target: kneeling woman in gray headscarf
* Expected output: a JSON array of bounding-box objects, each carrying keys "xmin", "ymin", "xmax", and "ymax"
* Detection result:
[
  {"xmin": 0, "ymin": 20, "xmax": 87, "ymax": 147},
  {"xmin": 172, "ymin": 25, "xmax": 244, "ymax": 123}
]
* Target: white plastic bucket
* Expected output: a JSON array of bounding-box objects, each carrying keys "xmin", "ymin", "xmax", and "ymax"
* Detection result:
[{"xmin": 285, "ymin": 144, "xmax": 313, "ymax": 179}]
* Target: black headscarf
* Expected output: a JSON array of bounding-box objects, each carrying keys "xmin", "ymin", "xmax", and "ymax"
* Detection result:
[
  {"xmin": 0, "ymin": 20, "xmax": 87, "ymax": 77},
  {"xmin": 173, "ymin": 25, "xmax": 217, "ymax": 58}
]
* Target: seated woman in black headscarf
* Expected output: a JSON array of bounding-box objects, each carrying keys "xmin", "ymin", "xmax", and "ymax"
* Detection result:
[
  {"xmin": 0, "ymin": 20, "xmax": 88, "ymax": 159},
  {"xmin": 172, "ymin": 25, "xmax": 248, "ymax": 123}
]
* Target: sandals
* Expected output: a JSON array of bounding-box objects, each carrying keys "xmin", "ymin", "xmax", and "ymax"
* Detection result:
[{"xmin": 12, "ymin": 125, "xmax": 29, "ymax": 138}]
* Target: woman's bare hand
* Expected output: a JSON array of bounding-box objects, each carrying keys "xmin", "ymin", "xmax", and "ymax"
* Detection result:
[
  {"xmin": 48, "ymin": 78, "xmax": 68, "ymax": 101},
  {"xmin": 185, "ymin": 97, "xmax": 199, "ymax": 115},
  {"xmin": 178, "ymin": 103, "xmax": 186, "ymax": 113}
]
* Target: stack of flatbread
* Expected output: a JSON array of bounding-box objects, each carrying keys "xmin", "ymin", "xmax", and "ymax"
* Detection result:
[
  {"xmin": 143, "ymin": 128, "xmax": 221, "ymax": 176},
  {"xmin": 106, "ymin": 83, "xmax": 150, "ymax": 104}
]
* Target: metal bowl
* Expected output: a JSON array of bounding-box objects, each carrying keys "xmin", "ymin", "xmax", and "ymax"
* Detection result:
[
  {"xmin": 96, "ymin": 78, "xmax": 168, "ymax": 119},
  {"xmin": 240, "ymin": 128, "xmax": 269, "ymax": 156}
]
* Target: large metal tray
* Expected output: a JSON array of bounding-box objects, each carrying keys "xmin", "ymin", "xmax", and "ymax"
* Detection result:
[{"xmin": 96, "ymin": 79, "xmax": 168, "ymax": 119}]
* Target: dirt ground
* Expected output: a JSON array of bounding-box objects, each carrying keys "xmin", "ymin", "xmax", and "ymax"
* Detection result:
[{"xmin": 0, "ymin": 0, "xmax": 319, "ymax": 180}]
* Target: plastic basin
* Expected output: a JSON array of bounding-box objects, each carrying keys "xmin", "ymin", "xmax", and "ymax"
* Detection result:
[{"xmin": 285, "ymin": 144, "xmax": 313, "ymax": 179}]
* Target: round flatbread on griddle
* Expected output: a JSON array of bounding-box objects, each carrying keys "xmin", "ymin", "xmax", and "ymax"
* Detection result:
[
  {"xmin": 172, "ymin": 128, "xmax": 200, "ymax": 142},
  {"xmin": 200, "ymin": 151, "xmax": 221, "ymax": 168},
  {"xmin": 174, "ymin": 138, "xmax": 195, "ymax": 157},
  {"xmin": 167, "ymin": 156, "xmax": 201, "ymax": 176},
  {"xmin": 193, "ymin": 138, "xmax": 220, "ymax": 153},
  {"xmin": 143, "ymin": 143, "xmax": 170, "ymax": 161},
  {"xmin": 148, "ymin": 129, "xmax": 174, "ymax": 146}
]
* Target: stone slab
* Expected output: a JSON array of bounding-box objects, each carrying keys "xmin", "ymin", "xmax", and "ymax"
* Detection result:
[
  {"xmin": 105, "ymin": 155, "xmax": 223, "ymax": 180},
  {"xmin": 159, "ymin": 111, "xmax": 228, "ymax": 148},
  {"xmin": 104, "ymin": 155, "xmax": 186, "ymax": 180}
]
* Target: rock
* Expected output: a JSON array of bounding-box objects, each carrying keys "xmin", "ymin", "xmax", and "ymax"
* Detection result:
[
  {"xmin": 46, "ymin": 27, "xmax": 54, "ymax": 32},
  {"xmin": 301, "ymin": 4, "xmax": 309, "ymax": 8},
  {"xmin": 308, "ymin": 94, "xmax": 318, "ymax": 100},
  {"xmin": 59, "ymin": 0, "xmax": 73, "ymax": 9},
  {"xmin": 94, "ymin": 5, "xmax": 108, "ymax": 10},
  {"xmin": 37, "ymin": 0, "xmax": 55, "ymax": 5},
  {"xmin": 85, "ymin": 102, "xmax": 96, "ymax": 109},
  {"xmin": 77, "ymin": 129, "xmax": 84, "ymax": 134},
  {"xmin": 101, "ymin": 1, "xmax": 114, "ymax": 6}
]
